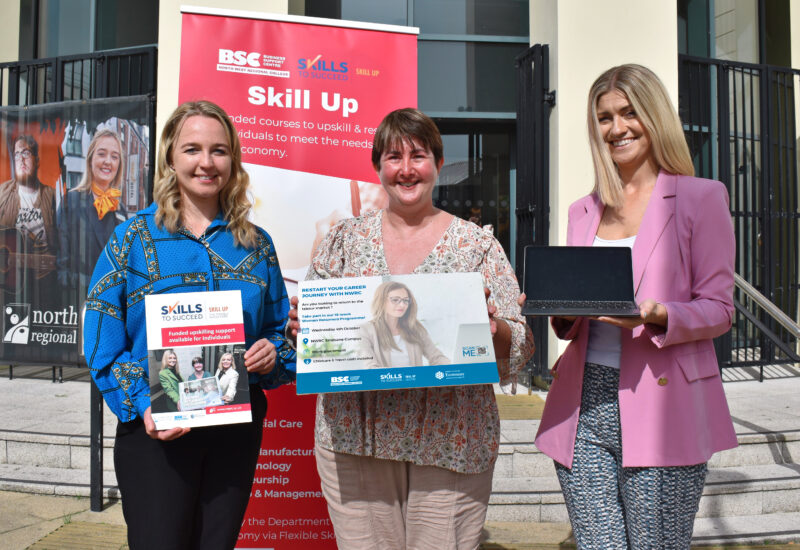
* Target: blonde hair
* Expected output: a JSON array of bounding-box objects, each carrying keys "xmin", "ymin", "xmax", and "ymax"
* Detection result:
[
  {"xmin": 217, "ymin": 352, "xmax": 234, "ymax": 372},
  {"xmin": 160, "ymin": 349, "xmax": 181, "ymax": 378},
  {"xmin": 370, "ymin": 281, "xmax": 427, "ymax": 351},
  {"xmin": 154, "ymin": 101, "xmax": 258, "ymax": 248},
  {"xmin": 73, "ymin": 129, "xmax": 125, "ymax": 193},
  {"xmin": 587, "ymin": 64, "xmax": 695, "ymax": 207}
]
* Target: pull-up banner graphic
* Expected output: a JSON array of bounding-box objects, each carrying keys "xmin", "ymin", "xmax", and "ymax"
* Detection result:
[
  {"xmin": 179, "ymin": 7, "xmax": 418, "ymax": 548},
  {"xmin": 0, "ymin": 97, "xmax": 151, "ymax": 367}
]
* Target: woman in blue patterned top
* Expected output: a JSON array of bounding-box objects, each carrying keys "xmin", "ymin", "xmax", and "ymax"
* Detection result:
[{"xmin": 83, "ymin": 100, "xmax": 296, "ymax": 550}]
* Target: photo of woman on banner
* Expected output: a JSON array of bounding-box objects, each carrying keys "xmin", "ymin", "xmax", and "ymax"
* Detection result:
[
  {"xmin": 56, "ymin": 128, "xmax": 126, "ymax": 289},
  {"xmin": 158, "ymin": 349, "xmax": 183, "ymax": 412},
  {"xmin": 83, "ymin": 100, "xmax": 296, "ymax": 550},
  {"xmin": 288, "ymin": 107, "xmax": 534, "ymax": 549},
  {"xmin": 359, "ymin": 280, "xmax": 449, "ymax": 368}
]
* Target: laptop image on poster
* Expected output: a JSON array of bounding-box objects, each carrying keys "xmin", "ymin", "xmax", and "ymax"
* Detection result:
[{"xmin": 521, "ymin": 246, "xmax": 640, "ymax": 317}]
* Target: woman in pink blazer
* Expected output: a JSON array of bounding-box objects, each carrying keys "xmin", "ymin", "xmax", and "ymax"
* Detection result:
[{"xmin": 534, "ymin": 64, "xmax": 737, "ymax": 548}]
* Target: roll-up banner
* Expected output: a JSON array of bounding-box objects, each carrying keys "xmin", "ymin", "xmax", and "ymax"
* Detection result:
[
  {"xmin": 0, "ymin": 97, "xmax": 151, "ymax": 366},
  {"xmin": 178, "ymin": 7, "xmax": 418, "ymax": 547}
]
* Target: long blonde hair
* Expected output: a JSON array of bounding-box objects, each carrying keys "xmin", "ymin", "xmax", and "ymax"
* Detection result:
[
  {"xmin": 160, "ymin": 349, "xmax": 181, "ymax": 379},
  {"xmin": 371, "ymin": 281, "xmax": 427, "ymax": 351},
  {"xmin": 587, "ymin": 64, "xmax": 695, "ymax": 207},
  {"xmin": 153, "ymin": 101, "xmax": 258, "ymax": 248},
  {"xmin": 73, "ymin": 129, "xmax": 124, "ymax": 193}
]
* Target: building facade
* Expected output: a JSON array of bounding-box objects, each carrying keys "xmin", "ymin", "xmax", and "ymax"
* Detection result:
[{"xmin": 1, "ymin": 0, "xmax": 798, "ymax": 367}]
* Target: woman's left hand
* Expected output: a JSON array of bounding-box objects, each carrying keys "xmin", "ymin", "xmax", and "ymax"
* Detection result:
[
  {"xmin": 595, "ymin": 299, "xmax": 668, "ymax": 329},
  {"xmin": 485, "ymin": 288, "xmax": 524, "ymax": 359},
  {"xmin": 244, "ymin": 338, "xmax": 277, "ymax": 375}
]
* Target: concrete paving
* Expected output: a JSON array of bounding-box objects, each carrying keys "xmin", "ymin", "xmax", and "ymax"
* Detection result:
[
  {"xmin": 1, "ymin": 365, "xmax": 799, "ymax": 548},
  {"xmin": 0, "ymin": 490, "xmax": 125, "ymax": 550}
]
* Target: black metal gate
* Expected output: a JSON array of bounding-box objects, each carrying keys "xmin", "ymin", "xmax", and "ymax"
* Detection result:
[
  {"xmin": 515, "ymin": 44, "xmax": 555, "ymax": 380},
  {"xmin": 679, "ymin": 54, "xmax": 800, "ymax": 369}
]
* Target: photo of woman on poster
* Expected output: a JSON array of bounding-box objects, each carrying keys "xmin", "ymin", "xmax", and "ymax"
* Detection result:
[
  {"xmin": 359, "ymin": 280, "xmax": 449, "ymax": 368},
  {"xmin": 158, "ymin": 349, "xmax": 182, "ymax": 412},
  {"xmin": 215, "ymin": 352, "xmax": 239, "ymax": 403},
  {"xmin": 57, "ymin": 129, "xmax": 126, "ymax": 288}
]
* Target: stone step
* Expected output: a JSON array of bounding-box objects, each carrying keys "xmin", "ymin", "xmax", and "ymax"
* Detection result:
[
  {"xmin": 482, "ymin": 513, "xmax": 800, "ymax": 547},
  {"xmin": 487, "ymin": 463, "xmax": 800, "ymax": 523},
  {"xmin": 0, "ymin": 463, "xmax": 118, "ymax": 498},
  {"xmin": 692, "ymin": 512, "xmax": 800, "ymax": 545},
  {"xmin": 0, "ymin": 429, "xmax": 115, "ymax": 471},
  {"xmin": 496, "ymin": 420, "xmax": 800, "ymax": 479}
]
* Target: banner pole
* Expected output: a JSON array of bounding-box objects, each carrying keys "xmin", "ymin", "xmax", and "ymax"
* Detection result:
[{"xmin": 90, "ymin": 381, "xmax": 104, "ymax": 512}]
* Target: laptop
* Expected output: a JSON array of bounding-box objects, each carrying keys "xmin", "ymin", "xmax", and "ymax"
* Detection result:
[{"xmin": 521, "ymin": 246, "xmax": 640, "ymax": 317}]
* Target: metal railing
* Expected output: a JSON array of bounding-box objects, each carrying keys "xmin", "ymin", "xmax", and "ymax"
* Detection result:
[
  {"xmin": 731, "ymin": 273, "xmax": 800, "ymax": 380},
  {"xmin": 515, "ymin": 44, "xmax": 555, "ymax": 387},
  {"xmin": 1, "ymin": 45, "xmax": 156, "ymax": 106},
  {"xmin": 679, "ymin": 54, "xmax": 800, "ymax": 372},
  {"xmin": 1, "ymin": 46, "xmax": 158, "ymax": 511}
]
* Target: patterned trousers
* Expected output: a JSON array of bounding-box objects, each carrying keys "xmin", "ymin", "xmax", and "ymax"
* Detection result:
[{"xmin": 555, "ymin": 364, "xmax": 707, "ymax": 550}]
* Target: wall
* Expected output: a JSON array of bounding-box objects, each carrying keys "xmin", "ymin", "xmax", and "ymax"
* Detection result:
[
  {"xmin": 156, "ymin": 0, "xmax": 289, "ymax": 137},
  {"xmin": 0, "ymin": 0, "xmax": 20, "ymax": 62},
  {"xmin": 530, "ymin": 0, "xmax": 679, "ymax": 361}
]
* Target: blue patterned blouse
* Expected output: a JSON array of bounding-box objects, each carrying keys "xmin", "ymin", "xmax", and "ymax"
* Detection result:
[{"xmin": 84, "ymin": 203, "xmax": 296, "ymax": 422}]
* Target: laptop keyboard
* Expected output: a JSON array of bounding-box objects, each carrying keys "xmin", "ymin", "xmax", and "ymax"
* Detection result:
[{"xmin": 526, "ymin": 300, "xmax": 638, "ymax": 310}]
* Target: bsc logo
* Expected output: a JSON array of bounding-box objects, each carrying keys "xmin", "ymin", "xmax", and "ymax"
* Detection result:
[
  {"xmin": 218, "ymin": 49, "xmax": 260, "ymax": 67},
  {"xmin": 435, "ymin": 371, "xmax": 445, "ymax": 380},
  {"xmin": 3, "ymin": 303, "xmax": 30, "ymax": 344}
]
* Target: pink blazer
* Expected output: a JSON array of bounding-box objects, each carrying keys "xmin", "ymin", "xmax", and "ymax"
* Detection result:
[{"xmin": 535, "ymin": 172, "xmax": 738, "ymax": 467}]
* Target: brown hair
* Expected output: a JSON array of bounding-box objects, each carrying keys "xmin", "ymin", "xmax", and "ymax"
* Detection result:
[{"xmin": 371, "ymin": 108, "xmax": 443, "ymax": 170}]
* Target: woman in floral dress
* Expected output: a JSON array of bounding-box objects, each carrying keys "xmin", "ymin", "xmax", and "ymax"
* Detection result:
[{"xmin": 292, "ymin": 108, "xmax": 534, "ymax": 550}]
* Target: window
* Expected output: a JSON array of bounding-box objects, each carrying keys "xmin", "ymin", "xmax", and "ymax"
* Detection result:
[
  {"xmin": 678, "ymin": 0, "xmax": 792, "ymax": 66},
  {"xmin": 66, "ymin": 123, "xmax": 84, "ymax": 156},
  {"xmin": 301, "ymin": 0, "xmax": 528, "ymax": 257},
  {"xmin": 18, "ymin": 0, "xmax": 158, "ymax": 60}
]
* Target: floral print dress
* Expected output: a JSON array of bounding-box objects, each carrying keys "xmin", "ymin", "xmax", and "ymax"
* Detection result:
[{"xmin": 307, "ymin": 209, "xmax": 534, "ymax": 474}]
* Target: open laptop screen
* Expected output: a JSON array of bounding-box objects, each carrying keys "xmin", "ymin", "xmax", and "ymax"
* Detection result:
[{"xmin": 523, "ymin": 246, "xmax": 636, "ymax": 302}]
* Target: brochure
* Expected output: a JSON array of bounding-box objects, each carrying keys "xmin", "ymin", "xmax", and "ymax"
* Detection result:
[
  {"xmin": 297, "ymin": 272, "xmax": 498, "ymax": 394},
  {"xmin": 145, "ymin": 290, "xmax": 251, "ymax": 429}
]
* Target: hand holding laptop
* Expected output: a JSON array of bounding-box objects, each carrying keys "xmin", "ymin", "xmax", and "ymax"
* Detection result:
[{"xmin": 594, "ymin": 298, "xmax": 668, "ymax": 329}]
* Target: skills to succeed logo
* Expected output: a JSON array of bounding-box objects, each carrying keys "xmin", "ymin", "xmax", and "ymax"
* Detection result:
[
  {"xmin": 161, "ymin": 301, "xmax": 203, "ymax": 322},
  {"xmin": 297, "ymin": 54, "xmax": 349, "ymax": 81}
]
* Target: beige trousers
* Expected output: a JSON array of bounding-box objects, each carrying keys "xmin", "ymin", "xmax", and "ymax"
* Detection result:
[{"xmin": 315, "ymin": 443, "xmax": 494, "ymax": 550}]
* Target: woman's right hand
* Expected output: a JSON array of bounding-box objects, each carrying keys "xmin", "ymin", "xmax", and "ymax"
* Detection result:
[
  {"xmin": 143, "ymin": 407, "xmax": 190, "ymax": 441},
  {"xmin": 287, "ymin": 296, "xmax": 300, "ymax": 344}
]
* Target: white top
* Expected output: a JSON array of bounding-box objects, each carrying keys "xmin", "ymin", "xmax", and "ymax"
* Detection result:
[
  {"xmin": 390, "ymin": 334, "xmax": 412, "ymax": 368},
  {"xmin": 16, "ymin": 186, "xmax": 45, "ymax": 243},
  {"xmin": 585, "ymin": 234, "xmax": 636, "ymax": 369}
]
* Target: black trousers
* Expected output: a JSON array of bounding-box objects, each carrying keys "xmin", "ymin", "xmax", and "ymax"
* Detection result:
[{"xmin": 114, "ymin": 385, "xmax": 267, "ymax": 550}]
